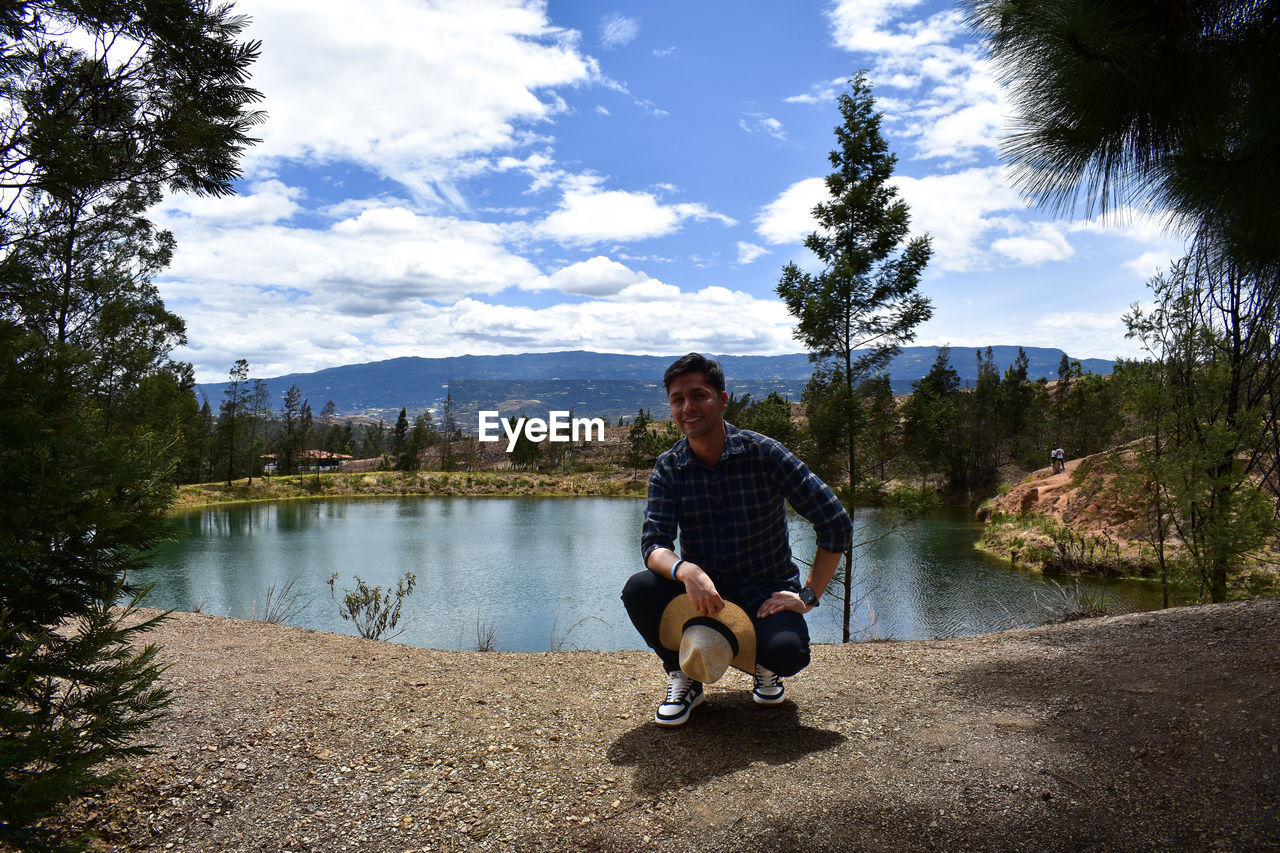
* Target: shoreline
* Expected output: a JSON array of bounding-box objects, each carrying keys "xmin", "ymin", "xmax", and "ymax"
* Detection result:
[{"xmin": 173, "ymin": 469, "xmax": 648, "ymax": 510}]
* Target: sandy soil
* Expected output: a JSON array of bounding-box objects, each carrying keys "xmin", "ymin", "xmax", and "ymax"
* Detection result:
[{"xmin": 42, "ymin": 597, "xmax": 1280, "ymax": 852}]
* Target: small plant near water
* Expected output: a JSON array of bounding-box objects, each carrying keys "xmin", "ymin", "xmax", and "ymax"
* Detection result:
[
  {"xmin": 261, "ymin": 575, "xmax": 312, "ymax": 625},
  {"xmin": 548, "ymin": 597, "xmax": 609, "ymax": 650},
  {"xmin": 474, "ymin": 608, "xmax": 498, "ymax": 651},
  {"xmin": 1034, "ymin": 579, "xmax": 1124, "ymax": 624},
  {"xmin": 327, "ymin": 571, "xmax": 417, "ymax": 640}
]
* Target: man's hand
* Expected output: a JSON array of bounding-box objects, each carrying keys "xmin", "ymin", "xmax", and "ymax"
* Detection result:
[
  {"xmin": 757, "ymin": 590, "xmax": 811, "ymax": 618},
  {"xmin": 679, "ymin": 562, "xmax": 724, "ymax": 616}
]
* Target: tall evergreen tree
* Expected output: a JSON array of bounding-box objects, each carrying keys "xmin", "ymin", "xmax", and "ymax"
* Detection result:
[
  {"xmin": 997, "ymin": 348, "xmax": 1036, "ymax": 465},
  {"xmin": 0, "ymin": 2, "xmax": 262, "ymax": 845},
  {"xmin": 280, "ymin": 385, "xmax": 307, "ymax": 475},
  {"xmin": 392, "ymin": 407, "xmax": 409, "ymax": 460},
  {"xmin": 859, "ymin": 375, "xmax": 898, "ymax": 482},
  {"xmin": 775, "ymin": 73, "xmax": 933, "ymax": 641},
  {"xmin": 901, "ymin": 348, "xmax": 961, "ymax": 490},
  {"xmin": 219, "ymin": 360, "xmax": 249, "ymax": 485}
]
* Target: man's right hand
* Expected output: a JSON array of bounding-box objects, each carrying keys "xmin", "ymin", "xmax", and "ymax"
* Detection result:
[{"xmin": 678, "ymin": 562, "xmax": 724, "ymax": 616}]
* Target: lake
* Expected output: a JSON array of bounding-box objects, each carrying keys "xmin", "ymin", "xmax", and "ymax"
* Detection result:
[{"xmin": 139, "ymin": 497, "xmax": 1165, "ymax": 651}]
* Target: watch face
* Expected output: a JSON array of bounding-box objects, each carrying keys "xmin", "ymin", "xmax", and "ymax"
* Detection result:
[{"xmin": 800, "ymin": 588, "xmax": 817, "ymax": 606}]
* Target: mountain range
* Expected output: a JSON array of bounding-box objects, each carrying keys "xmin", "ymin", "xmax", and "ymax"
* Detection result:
[{"xmin": 195, "ymin": 347, "xmax": 1114, "ymax": 425}]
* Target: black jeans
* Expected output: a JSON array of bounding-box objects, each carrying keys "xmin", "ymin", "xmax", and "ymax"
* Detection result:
[{"xmin": 621, "ymin": 569, "xmax": 811, "ymax": 678}]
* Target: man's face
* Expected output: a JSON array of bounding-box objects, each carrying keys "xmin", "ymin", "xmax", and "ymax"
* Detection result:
[{"xmin": 667, "ymin": 372, "xmax": 728, "ymax": 440}]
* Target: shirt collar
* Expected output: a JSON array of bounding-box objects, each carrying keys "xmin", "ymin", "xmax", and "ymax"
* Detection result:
[{"xmin": 672, "ymin": 421, "xmax": 747, "ymax": 469}]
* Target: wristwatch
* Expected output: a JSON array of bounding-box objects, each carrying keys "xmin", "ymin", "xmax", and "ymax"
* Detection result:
[{"xmin": 799, "ymin": 587, "xmax": 819, "ymax": 608}]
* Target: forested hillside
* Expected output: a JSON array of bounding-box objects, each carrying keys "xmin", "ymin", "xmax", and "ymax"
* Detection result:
[{"xmin": 193, "ymin": 346, "xmax": 1114, "ymax": 419}]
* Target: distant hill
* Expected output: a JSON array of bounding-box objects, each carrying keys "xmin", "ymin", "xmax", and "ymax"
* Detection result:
[{"xmin": 195, "ymin": 347, "xmax": 1114, "ymax": 423}]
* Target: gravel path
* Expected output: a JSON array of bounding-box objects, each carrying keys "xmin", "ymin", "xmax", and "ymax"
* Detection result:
[{"xmin": 52, "ymin": 598, "xmax": 1280, "ymax": 852}]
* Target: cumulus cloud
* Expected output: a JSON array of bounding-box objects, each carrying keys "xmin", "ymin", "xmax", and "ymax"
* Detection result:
[
  {"xmin": 522, "ymin": 255, "xmax": 655, "ymax": 296},
  {"xmin": 239, "ymin": 0, "xmax": 599, "ymax": 203},
  {"xmin": 163, "ymin": 179, "xmax": 303, "ymax": 225},
  {"xmin": 753, "ymin": 177, "xmax": 826, "ymax": 245},
  {"xmin": 891, "ymin": 168, "xmax": 1027, "ymax": 271},
  {"xmin": 156, "ymin": 191, "xmax": 541, "ymax": 312},
  {"xmin": 537, "ymin": 176, "xmax": 735, "ymax": 245},
  {"xmin": 991, "ymin": 224, "xmax": 1075, "ymax": 266},
  {"xmin": 754, "ymin": 168, "xmax": 1092, "ymax": 273}
]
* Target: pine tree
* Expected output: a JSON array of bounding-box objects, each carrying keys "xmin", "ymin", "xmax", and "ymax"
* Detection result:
[
  {"xmin": 0, "ymin": 4, "xmax": 261, "ymax": 843},
  {"xmin": 775, "ymin": 73, "xmax": 933, "ymax": 641}
]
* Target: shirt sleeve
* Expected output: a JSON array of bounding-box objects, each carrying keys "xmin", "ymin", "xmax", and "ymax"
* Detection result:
[
  {"xmin": 640, "ymin": 455, "xmax": 679, "ymax": 564},
  {"xmin": 765, "ymin": 439, "xmax": 854, "ymax": 555}
]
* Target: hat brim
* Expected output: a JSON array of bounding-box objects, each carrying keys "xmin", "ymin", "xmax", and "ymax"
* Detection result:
[{"xmin": 659, "ymin": 594, "xmax": 756, "ymax": 675}]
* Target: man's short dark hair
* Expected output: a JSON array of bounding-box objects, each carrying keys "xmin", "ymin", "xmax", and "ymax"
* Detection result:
[{"xmin": 663, "ymin": 352, "xmax": 725, "ymax": 395}]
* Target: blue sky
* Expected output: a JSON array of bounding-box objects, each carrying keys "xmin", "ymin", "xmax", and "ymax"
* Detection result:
[{"xmin": 155, "ymin": 0, "xmax": 1187, "ymax": 383}]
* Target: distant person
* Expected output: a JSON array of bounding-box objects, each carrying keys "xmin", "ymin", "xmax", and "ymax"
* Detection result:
[
  {"xmin": 622, "ymin": 353, "xmax": 853, "ymax": 727},
  {"xmin": 1052, "ymin": 447, "xmax": 1065, "ymax": 473}
]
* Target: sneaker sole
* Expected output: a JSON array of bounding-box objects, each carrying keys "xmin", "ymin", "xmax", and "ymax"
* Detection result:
[
  {"xmin": 752, "ymin": 689, "xmax": 785, "ymax": 706},
  {"xmin": 655, "ymin": 689, "xmax": 705, "ymax": 727}
]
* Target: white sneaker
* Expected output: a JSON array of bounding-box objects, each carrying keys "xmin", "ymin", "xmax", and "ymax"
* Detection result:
[
  {"xmin": 752, "ymin": 664, "xmax": 785, "ymax": 705},
  {"xmin": 655, "ymin": 670, "xmax": 704, "ymax": 726}
]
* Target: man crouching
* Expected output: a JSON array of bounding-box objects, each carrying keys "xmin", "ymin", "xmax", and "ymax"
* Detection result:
[{"xmin": 622, "ymin": 353, "xmax": 853, "ymax": 726}]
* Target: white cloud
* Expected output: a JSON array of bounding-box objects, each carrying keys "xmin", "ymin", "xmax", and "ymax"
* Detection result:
[
  {"xmin": 991, "ymin": 225, "xmax": 1074, "ymax": 266},
  {"xmin": 755, "ymin": 168, "xmax": 1102, "ymax": 273},
  {"xmin": 827, "ymin": 0, "xmax": 962, "ymax": 54},
  {"xmin": 891, "ymin": 167, "xmax": 1027, "ymax": 271},
  {"xmin": 157, "ymin": 192, "xmax": 541, "ymax": 312},
  {"xmin": 914, "ymin": 307, "xmax": 1147, "ymax": 364},
  {"xmin": 736, "ymin": 242, "xmax": 770, "ymax": 265},
  {"xmin": 739, "ymin": 113, "xmax": 787, "ymax": 141},
  {"xmin": 239, "ymin": 0, "xmax": 599, "ymax": 204},
  {"xmin": 1067, "ymin": 205, "xmax": 1188, "ymax": 246},
  {"xmin": 753, "ymin": 177, "xmax": 827, "ymax": 245},
  {"xmin": 822, "ymin": 1, "xmax": 1004, "ymax": 163},
  {"xmin": 785, "ymin": 77, "xmax": 847, "ymax": 106},
  {"xmin": 600, "ymin": 13, "xmax": 639, "ymax": 48},
  {"xmin": 522, "ymin": 255, "xmax": 654, "ymax": 296},
  {"xmin": 1024, "ymin": 311, "xmax": 1144, "ymax": 360},
  {"xmin": 177, "ymin": 285, "xmax": 801, "ymax": 383},
  {"xmin": 537, "ymin": 177, "xmax": 735, "ymax": 245},
  {"xmin": 1123, "ymin": 251, "xmax": 1174, "ymax": 281},
  {"xmin": 163, "ymin": 180, "xmax": 303, "ymax": 225}
]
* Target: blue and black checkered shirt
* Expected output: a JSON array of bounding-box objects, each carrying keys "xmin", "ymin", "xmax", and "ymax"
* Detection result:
[{"xmin": 640, "ymin": 422, "xmax": 853, "ymax": 607}]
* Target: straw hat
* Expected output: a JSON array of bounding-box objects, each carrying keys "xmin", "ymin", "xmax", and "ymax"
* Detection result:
[{"xmin": 659, "ymin": 595, "xmax": 756, "ymax": 684}]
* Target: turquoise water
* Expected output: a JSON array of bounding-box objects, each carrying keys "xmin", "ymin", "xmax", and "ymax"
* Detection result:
[{"xmin": 137, "ymin": 498, "xmax": 1164, "ymax": 651}]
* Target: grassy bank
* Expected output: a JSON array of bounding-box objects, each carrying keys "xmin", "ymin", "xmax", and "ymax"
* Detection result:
[
  {"xmin": 173, "ymin": 468, "xmax": 647, "ymax": 509},
  {"xmin": 975, "ymin": 508, "xmax": 1155, "ymax": 578}
]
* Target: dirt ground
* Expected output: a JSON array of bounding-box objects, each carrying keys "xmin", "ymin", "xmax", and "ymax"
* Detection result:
[{"xmin": 50, "ymin": 598, "xmax": 1280, "ymax": 852}]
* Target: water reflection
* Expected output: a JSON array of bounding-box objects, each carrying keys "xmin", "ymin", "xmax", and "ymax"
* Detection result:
[{"xmin": 141, "ymin": 498, "xmax": 1164, "ymax": 651}]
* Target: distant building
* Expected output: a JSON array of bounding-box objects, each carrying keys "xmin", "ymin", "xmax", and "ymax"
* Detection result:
[{"xmin": 260, "ymin": 450, "xmax": 353, "ymax": 473}]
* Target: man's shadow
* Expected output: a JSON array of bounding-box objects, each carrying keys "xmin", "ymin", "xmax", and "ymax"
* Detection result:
[{"xmin": 606, "ymin": 694, "xmax": 845, "ymax": 795}]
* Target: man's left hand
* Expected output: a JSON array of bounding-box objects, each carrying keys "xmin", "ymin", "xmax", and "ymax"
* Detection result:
[{"xmin": 757, "ymin": 590, "xmax": 810, "ymax": 618}]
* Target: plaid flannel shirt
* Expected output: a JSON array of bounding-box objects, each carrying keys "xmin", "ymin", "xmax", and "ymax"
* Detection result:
[{"xmin": 640, "ymin": 423, "xmax": 853, "ymax": 605}]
